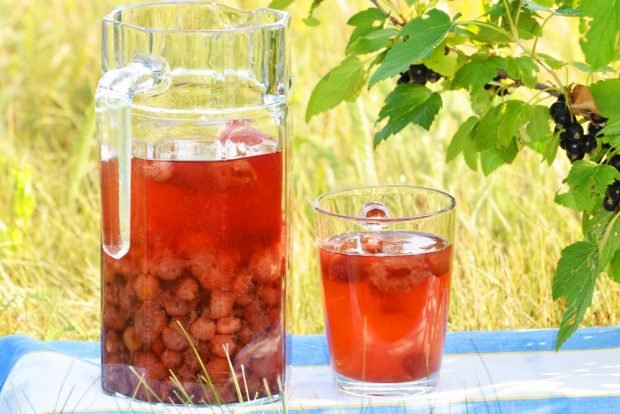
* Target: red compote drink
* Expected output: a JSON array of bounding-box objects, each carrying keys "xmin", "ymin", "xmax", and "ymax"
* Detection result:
[
  {"xmin": 319, "ymin": 231, "xmax": 452, "ymax": 384},
  {"xmin": 100, "ymin": 135, "xmax": 284, "ymax": 404}
]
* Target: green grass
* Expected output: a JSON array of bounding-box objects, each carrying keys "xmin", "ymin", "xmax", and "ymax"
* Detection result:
[{"xmin": 0, "ymin": 0, "xmax": 618, "ymax": 341}]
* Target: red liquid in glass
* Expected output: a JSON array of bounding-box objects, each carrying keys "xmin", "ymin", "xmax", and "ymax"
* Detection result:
[
  {"xmin": 319, "ymin": 231, "xmax": 452, "ymax": 383},
  {"xmin": 100, "ymin": 149, "xmax": 284, "ymax": 403}
]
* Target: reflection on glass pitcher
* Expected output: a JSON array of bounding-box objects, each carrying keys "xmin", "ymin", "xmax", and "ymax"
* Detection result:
[{"xmin": 96, "ymin": 1, "xmax": 289, "ymax": 405}]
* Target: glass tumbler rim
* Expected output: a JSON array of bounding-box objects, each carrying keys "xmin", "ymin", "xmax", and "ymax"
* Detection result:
[
  {"xmin": 313, "ymin": 184, "xmax": 456, "ymax": 223},
  {"xmin": 103, "ymin": 0, "xmax": 289, "ymax": 34}
]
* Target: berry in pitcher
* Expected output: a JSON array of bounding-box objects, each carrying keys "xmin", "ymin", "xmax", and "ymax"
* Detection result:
[{"xmin": 100, "ymin": 135, "xmax": 284, "ymax": 404}]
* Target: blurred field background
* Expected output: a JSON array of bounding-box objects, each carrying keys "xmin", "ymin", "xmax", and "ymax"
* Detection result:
[{"xmin": 0, "ymin": 0, "xmax": 618, "ymax": 341}]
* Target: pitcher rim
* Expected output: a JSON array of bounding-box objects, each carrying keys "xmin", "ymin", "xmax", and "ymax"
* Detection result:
[{"xmin": 104, "ymin": 0, "xmax": 289, "ymax": 34}]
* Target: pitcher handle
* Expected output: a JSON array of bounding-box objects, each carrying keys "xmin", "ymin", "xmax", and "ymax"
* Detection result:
[{"xmin": 96, "ymin": 55, "xmax": 169, "ymax": 259}]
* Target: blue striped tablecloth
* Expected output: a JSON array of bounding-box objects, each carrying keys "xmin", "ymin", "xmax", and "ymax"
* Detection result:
[{"xmin": 1, "ymin": 327, "xmax": 619, "ymax": 413}]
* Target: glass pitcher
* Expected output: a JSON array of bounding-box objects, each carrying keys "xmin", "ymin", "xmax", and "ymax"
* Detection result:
[{"xmin": 96, "ymin": 1, "xmax": 289, "ymax": 404}]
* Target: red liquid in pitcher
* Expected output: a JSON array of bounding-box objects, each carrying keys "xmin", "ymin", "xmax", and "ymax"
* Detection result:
[
  {"xmin": 319, "ymin": 231, "xmax": 452, "ymax": 383},
  {"xmin": 100, "ymin": 147, "xmax": 283, "ymax": 404}
]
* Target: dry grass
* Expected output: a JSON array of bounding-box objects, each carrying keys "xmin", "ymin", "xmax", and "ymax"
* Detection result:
[{"xmin": 0, "ymin": 0, "xmax": 617, "ymax": 341}]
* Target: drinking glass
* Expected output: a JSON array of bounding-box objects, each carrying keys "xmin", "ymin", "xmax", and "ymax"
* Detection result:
[
  {"xmin": 96, "ymin": 1, "xmax": 289, "ymax": 404},
  {"xmin": 314, "ymin": 185, "xmax": 455, "ymax": 396}
]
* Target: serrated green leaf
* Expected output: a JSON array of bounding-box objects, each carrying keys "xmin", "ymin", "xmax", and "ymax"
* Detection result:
[
  {"xmin": 538, "ymin": 53, "xmax": 566, "ymax": 70},
  {"xmin": 268, "ymin": 0, "xmax": 294, "ymax": 9},
  {"xmin": 374, "ymin": 84, "xmax": 442, "ymax": 145},
  {"xmin": 452, "ymin": 56, "xmax": 507, "ymax": 91},
  {"xmin": 525, "ymin": 105, "xmax": 557, "ymax": 164},
  {"xmin": 479, "ymin": 138, "xmax": 519, "ymax": 175},
  {"xmin": 369, "ymin": 9, "xmax": 452, "ymax": 87},
  {"xmin": 579, "ymin": 0, "xmax": 620, "ymax": 68},
  {"xmin": 474, "ymin": 100, "xmax": 529, "ymax": 150},
  {"xmin": 453, "ymin": 22, "xmax": 512, "ymax": 44},
  {"xmin": 609, "ymin": 250, "xmax": 620, "ymax": 283},
  {"xmin": 553, "ymin": 241, "xmax": 599, "ymax": 349},
  {"xmin": 525, "ymin": 105, "xmax": 552, "ymax": 143},
  {"xmin": 306, "ymin": 57, "xmax": 367, "ymax": 121},
  {"xmin": 523, "ymin": 0, "xmax": 555, "ymax": 11},
  {"xmin": 469, "ymin": 88, "xmax": 493, "ymax": 116},
  {"xmin": 347, "ymin": 28, "xmax": 398, "ymax": 55},
  {"xmin": 599, "ymin": 213, "xmax": 620, "ymax": 270},
  {"xmin": 555, "ymin": 161, "xmax": 620, "ymax": 212},
  {"xmin": 590, "ymin": 79, "xmax": 620, "ymax": 120},
  {"xmin": 514, "ymin": 9, "xmax": 542, "ymax": 39},
  {"xmin": 523, "ymin": 0, "xmax": 582, "ymax": 15},
  {"xmin": 583, "ymin": 210, "xmax": 615, "ymax": 242},
  {"xmin": 506, "ymin": 56, "xmax": 539, "ymax": 88},
  {"xmin": 346, "ymin": 8, "xmax": 386, "ymax": 50},
  {"xmin": 347, "ymin": 7, "xmax": 384, "ymax": 26},
  {"xmin": 569, "ymin": 61, "xmax": 615, "ymax": 73},
  {"xmin": 556, "ymin": 5, "xmax": 582, "ymax": 16},
  {"xmin": 303, "ymin": 16, "xmax": 321, "ymax": 26},
  {"xmin": 446, "ymin": 116, "xmax": 479, "ymax": 162},
  {"xmin": 421, "ymin": 43, "xmax": 460, "ymax": 77}
]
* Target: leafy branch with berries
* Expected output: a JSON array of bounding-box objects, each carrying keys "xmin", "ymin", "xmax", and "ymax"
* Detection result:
[{"xmin": 277, "ymin": 0, "xmax": 620, "ymax": 348}]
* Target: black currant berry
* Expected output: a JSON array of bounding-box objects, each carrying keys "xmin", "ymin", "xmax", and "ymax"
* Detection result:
[
  {"xmin": 566, "ymin": 140, "xmax": 582, "ymax": 154},
  {"xmin": 582, "ymin": 135, "xmax": 597, "ymax": 153},
  {"xmin": 410, "ymin": 64, "xmax": 427, "ymax": 84},
  {"xmin": 567, "ymin": 152, "xmax": 585, "ymax": 162},
  {"xmin": 397, "ymin": 71, "xmax": 411, "ymax": 85},
  {"xmin": 550, "ymin": 101, "xmax": 565, "ymax": 117},
  {"xmin": 565, "ymin": 123, "xmax": 584, "ymax": 141},
  {"xmin": 603, "ymin": 195, "xmax": 618, "ymax": 212},
  {"xmin": 559, "ymin": 132, "xmax": 568, "ymax": 150},
  {"xmin": 609, "ymin": 155, "xmax": 620, "ymax": 172},
  {"xmin": 588, "ymin": 122, "xmax": 604, "ymax": 136},
  {"xmin": 608, "ymin": 181, "xmax": 620, "ymax": 202},
  {"xmin": 426, "ymin": 70, "xmax": 441, "ymax": 83}
]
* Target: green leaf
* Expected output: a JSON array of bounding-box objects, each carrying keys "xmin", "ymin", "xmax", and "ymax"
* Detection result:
[
  {"xmin": 347, "ymin": 28, "xmax": 399, "ymax": 55},
  {"xmin": 609, "ymin": 250, "xmax": 620, "ymax": 283},
  {"xmin": 579, "ymin": 0, "xmax": 620, "ymax": 68},
  {"xmin": 453, "ymin": 22, "xmax": 512, "ymax": 44},
  {"xmin": 583, "ymin": 210, "xmax": 614, "ymax": 242},
  {"xmin": 303, "ymin": 16, "xmax": 321, "ymax": 26},
  {"xmin": 268, "ymin": 0, "xmax": 294, "ymax": 9},
  {"xmin": 369, "ymin": 9, "xmax": 452, "ymax": 87},
  {"xmin": 555, "ymin": 160, "xmax": 620, "ymax": 212},
  {"xmin": 523, "ymin": 0, "xmax": 582, "ymax": 15},
  {"xmin": 479, "ymin": 138, "xmax": 519, "ymax": 176},
  {"xmin": 599, "ymin": 214, "xmax": 620, "ymax": 270},
  {"xmin": 514, "ymin": 9, "xmax": 542, "ymax": 40},
  {"xmin": 506, "ymin": 56, "xmax": 539, "ymax": 88},
  {"xmin": 525, "ymin": 105, "xmax": 552, "ymax": 143},
  {"xmin": 452, "ymin": 56, "xmax": 507, "ymax": 91},
  {"xmin": 346, "ymin": 8, "xmax": 386, "ymax": 49},
  {"xmin": 552, "ymin": 241, "xmax": 599, "ymax": 349},
  {"xmin": 568, "ymin": 61, "xmax": 615, "ymax": 73},
  {"xmin": 421, "ymin": 43, "xmax": 460, "ymax": 77},
  {"xmin": 446, "ymin": 116, "xmax": 479, "ymax": 162},
  {"xmin": 524, "ymin": 105, "xmax": 557, "ymax": 164},
  {"xmin": 538, "ymin": 53, "xmax": 567, "ymax": 70},
  {"xmin": 529, "ymin": 132, "xmax": 559, "ymax": 165},
  {"xmin": 523, "ymin": 0, "xmax": 555, "ymax": 10},
  {"xmin": 590, "ymin": 79, "xmax": 620, "ymax": 120},
  {"xmin": 374, "ymin": 84, "xmax": 442, "ymax": 145},
  {"xmin": 306, "ymin": 56, "xmax": 367, "ymax": 121},
  {"xmin": 347, "ymin": 7, "xmax": 385, "ymax": 26},
  {"xmin": 474, "ymin": 100, "xmax": 530, "ymax": 151}
]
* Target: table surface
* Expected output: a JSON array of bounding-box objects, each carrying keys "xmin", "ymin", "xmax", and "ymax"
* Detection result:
[{"xmin": 1, "ymin": 327, "xmax": 619, "ymax": 413}]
